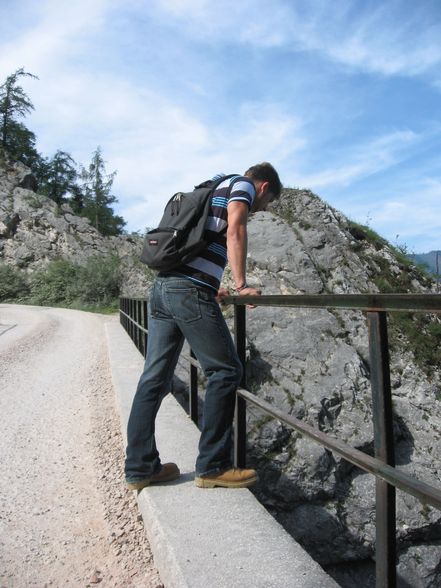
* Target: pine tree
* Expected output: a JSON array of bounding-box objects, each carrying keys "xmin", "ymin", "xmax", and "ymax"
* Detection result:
[
  {"xmin": 0, "ymin": 68, "xmax": 39, "ymax": 162},
  {"xmin": 38, "ymin": 150, "xmax": 78, "ymax": 206},
  {"xmin": 69, "ymin": 184, "xmax": 85, "ymax": 214},
  {"xmin": 80, "ymin": 146, "xmax": 126, "ymax": 236}
]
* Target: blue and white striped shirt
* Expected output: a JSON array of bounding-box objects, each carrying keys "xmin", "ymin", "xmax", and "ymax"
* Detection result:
[{"xmin": 172, "ymin": 174, "xmax": 255, "ymax": 292}]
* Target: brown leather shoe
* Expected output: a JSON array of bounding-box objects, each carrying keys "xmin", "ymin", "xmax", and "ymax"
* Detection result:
[
  {"xmin": 195, "ymin": 468, "xmax": 257, "ymax": 488},
  {"xmin": 126, "ymin": 462, "xmax": 180, "ymax": 490}
]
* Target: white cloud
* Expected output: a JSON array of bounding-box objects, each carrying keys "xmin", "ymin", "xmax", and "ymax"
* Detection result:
[
  {"xmin": 0, "ymin": 0, "xmax": 110, "ymax": 79},
  {"xmin": 296, "ymin": 130, "xmax": 419, "ymax": 190},
  {"xmin": 375, "ymin": 179, "xmax": 441, "ymax": 226},
  {"xmin": 290, "ymin": 1, "xmax": 441, "ymax": 77},
  {"xmin": 314, "ymin": 27, "xmax": 441, "ymax": 77},
  {"xmin": 154, "ymin": 0, "xmax": 295, "ymax": 47},
  {"xmin": 151, "ymin": 0, "xmax": 441, "ymax": 79},
  {"xmin": 340, "ymin": 178, "xmax": 441, "ymax": 252}
]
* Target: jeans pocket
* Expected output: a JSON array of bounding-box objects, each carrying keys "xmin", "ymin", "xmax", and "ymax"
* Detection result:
[
  {"xmin": 149, "ymin": 282, "xmax": 169, "ymax": 319},
  {"xmin": 197, "ymin": 287, "xmax": 219, "ymax": 319},
  {"xmin": 166, "ymin": 287, "xmax": 202, "ymax": 323}
]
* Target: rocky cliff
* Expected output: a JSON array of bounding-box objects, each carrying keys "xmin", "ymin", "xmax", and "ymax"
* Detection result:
[
  {"xmin": 240, "ymin": 192, "xmax": 440, "ymax": 587},
  {"xmin": 0, "ymin": 155, "xmax": 151, "ymax": 296}
]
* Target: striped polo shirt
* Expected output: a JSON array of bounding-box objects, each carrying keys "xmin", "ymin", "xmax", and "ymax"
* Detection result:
[{"xmin": 171, "ymin": 174, "xmax": 256, "ymax": 292}]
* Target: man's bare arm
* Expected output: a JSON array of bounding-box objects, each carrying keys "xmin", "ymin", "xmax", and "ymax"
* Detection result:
[{"xmin": 226, "ymin": 201, "xmax": 261, "ymax": 298}]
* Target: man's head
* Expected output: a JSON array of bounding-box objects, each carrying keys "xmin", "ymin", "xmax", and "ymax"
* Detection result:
[{"xmin": 245, "ymin": 162, "xmax": 282, "ymax": 212}]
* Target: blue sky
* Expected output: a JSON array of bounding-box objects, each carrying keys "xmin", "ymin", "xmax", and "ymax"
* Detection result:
[{"xmin": 1, "ymin": 0, "xmax": 441, "ymax": 253}]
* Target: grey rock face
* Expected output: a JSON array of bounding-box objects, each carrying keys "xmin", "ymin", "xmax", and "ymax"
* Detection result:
[
  {"xmin": 0, "ymin": 158, "xmax": 152, "ymax": 296},
  {"xmin": 247, "ymin": 213, "xmax": 324, "ymax": 294}
]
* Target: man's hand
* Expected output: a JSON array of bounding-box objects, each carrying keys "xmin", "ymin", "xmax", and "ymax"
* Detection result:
[
  {"xmin": 238, "ymin": 286, "xmax": 261, "ymax": 309},
  {"xmin": 216, "ymin": 288, "xmax": 231, "ymax": 306}
]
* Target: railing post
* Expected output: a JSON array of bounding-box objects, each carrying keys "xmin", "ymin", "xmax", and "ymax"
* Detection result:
[
  {"xmin": 129, "ymin": 299, "xmax": 134, "ymax": 341},
  {"xmin": 137, "ymin": 300, "xmax": 142, "ymax": 353},
  {"xmin": 134, "ymin": 299, "xmax": 139, "ymax": 350},
  {"xmin": 143, "ymin": 299, "xmax": 148, "ymax": 358},
  {"xmin": 368, "ymin": 311, "xmax": 396, "ymax": 588},
  {"xmin": 234, "ymin": 304, "xmax": 247, "ymax": 468},
  {"xmin": 189, "ymin": 349, "xmax": 198, "ymax": 424},
  {"xmin": 131, "ymin": 299, "xmax": 135, "ymax": 343}
]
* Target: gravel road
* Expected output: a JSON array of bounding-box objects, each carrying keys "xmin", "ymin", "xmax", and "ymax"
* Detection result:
[{"xmin": 0, "ymin": 304, "xmax": 162, "ymax": 588}]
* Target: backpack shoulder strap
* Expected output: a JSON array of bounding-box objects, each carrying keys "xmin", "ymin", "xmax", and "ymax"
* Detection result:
[{"xmin": 194, "ymin": 173, "xmax": 239, "ymax": 191}]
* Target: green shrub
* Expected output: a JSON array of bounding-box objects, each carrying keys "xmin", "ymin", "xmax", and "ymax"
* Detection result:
[
  {"xmin": 347, "ymin": 220, "xmax": 389, "ymax": 250},
  {"xmin": 75, "ymin": 255, "xmax": 121, "ymax": 306},
  {"xmin": 0, "ymin": 264, "xmax": 30, "ymax": 301},
  {"xmin": 29, "ymin": 259, "xmax": 80, "ymax": 305},
  {"xmin": 389, "ymin": 313, "xmax": 441, "ymax": 371},
  {"xmin": 28, "ymin": 255, "xmax": 122, "ymax": 308}
]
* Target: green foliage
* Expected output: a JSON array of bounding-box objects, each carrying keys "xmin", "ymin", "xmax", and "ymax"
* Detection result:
[
  {"xmin": 73, "ymin": 255, "xmax": 121, "ymax": 305},
  {"xmin": 349, "ymin": 229, "xmax": 439, "ymax": 371},
  {"xmin": 69, "ymin": 185, "xmax": 85, "ymax": 214},
  {"xmin": 371, "ymin": 248, "xmax": 433, "ymax": 294},
  {"xmin": 27, "ymin": 256, "xmax": 121, "ymax": 308},
  {"xmin": 276, "ymin": 205, "xmax": 296, "ymax": 225},
  {"xmin": 347, "ymin": 220, "xmax": 389, "ymax": 251},
  {"xmin": 30, "ymin": 259, "xmax": 79, "ymax": 305},
  {"xmin": 3, "ymin": 121, "xmax": 41, "ymax": 168},
  {"xmin": 427, "ymin": 321, "xmax": 441, "ymax": 339},
  {"xmin": 0, "ymin": 68, "xmax": 39, "ymax": 164},
  {"xmin": 389, "ymin": 313, "xmax": 441, "ymax": 370},
  {"xmin": 36, "ymin": 150, "xmax": 79, "ymax": 206},
  {"xmin": 0, "ymin": 264, "xmax": 30, "ymax": 301},
  {"xmin": 79, "ymin": 146, "xmax": 126, "ymax": 236}
]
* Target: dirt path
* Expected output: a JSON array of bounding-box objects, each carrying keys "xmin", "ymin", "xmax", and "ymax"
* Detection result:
[{"xmin": 0, "ymin": 304, "xmax": 162, "ymax": 588}]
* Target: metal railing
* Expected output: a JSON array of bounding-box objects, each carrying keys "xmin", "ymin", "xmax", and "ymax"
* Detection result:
[{"xmin": 119, "ymin": 293, "xmax": 441, "ymax": 588}]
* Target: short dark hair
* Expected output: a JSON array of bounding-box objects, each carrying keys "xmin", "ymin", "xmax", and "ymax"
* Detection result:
[{"xmin": 244, "ymin": 162, "xmax": 282, "ymax": 199}]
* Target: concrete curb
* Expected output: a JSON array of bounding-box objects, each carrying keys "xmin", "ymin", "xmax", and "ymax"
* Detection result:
[{"xmin": 105, "ymin": 320, "xmax": 339, "ymax": 588}]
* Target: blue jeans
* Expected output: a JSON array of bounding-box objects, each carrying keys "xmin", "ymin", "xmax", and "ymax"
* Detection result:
[{"xmin": 124, "ymin": 276, "xmax": 243, "ymax": 481}]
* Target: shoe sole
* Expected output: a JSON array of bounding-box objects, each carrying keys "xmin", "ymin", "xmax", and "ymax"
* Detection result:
[
  {"xmin": 127, "ymin": 472, "xmax": 180, "ymax": 491},
  {"xmin": 195, "ymin": 475, "xmax": 258, "ymax": 488},
  {"xmin": 126, "ymin": 479, "xmax": 151, "ymax": 491}
]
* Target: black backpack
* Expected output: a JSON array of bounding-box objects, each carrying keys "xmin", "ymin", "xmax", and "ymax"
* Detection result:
[{"xmin": 140, "ymin": 174, "xmax": 237, "ymax": 271}]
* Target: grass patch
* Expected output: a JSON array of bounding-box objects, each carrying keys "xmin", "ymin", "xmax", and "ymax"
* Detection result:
[
  {"xmin": 389, "ymin": 313, "xmax": 441, "ymax": 371},
  {"xmin": 347, "ymin": 220, "xmax": 389, "ymax": 251}
]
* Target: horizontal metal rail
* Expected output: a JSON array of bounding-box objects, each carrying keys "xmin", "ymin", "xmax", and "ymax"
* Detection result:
[
  {"xmin": 119, "ymin": 309, "xmax": 148, "ymax": 334},
  {"xmin": 223, "ymin": 293, "xmax": 441, "ymax": 313},
  {"xmin": 238, "ymin": 387, "xmax": 441, "ymax": 510}
]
